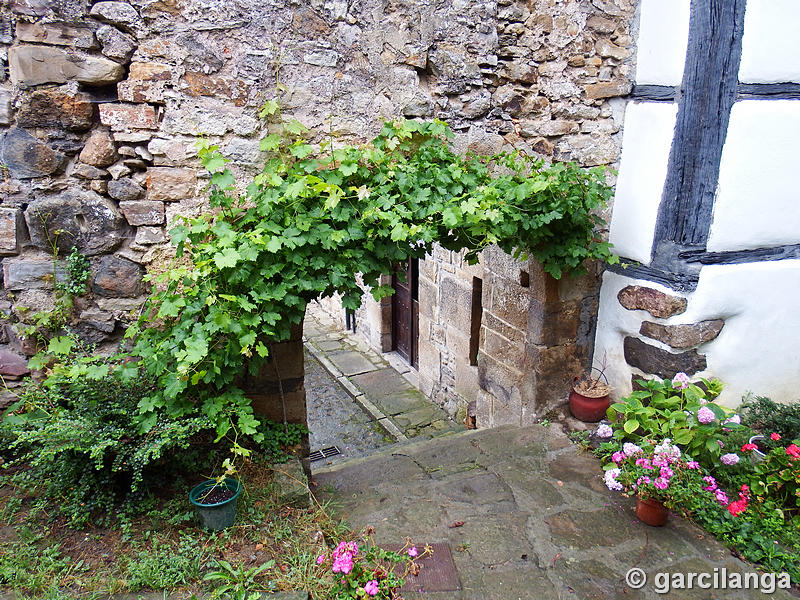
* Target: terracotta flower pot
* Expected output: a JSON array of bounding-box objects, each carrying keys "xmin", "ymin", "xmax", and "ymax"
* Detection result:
[
  {"xmin": 568, "ymin": 388, "xmax": 611, "ymax": 422},
  {"xmin": 636, "ymin": 496, "xmax": 668, "ymax": 527}
]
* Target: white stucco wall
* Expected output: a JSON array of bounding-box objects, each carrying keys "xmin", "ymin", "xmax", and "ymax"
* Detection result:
[
  {"xmin": 707, "ymin": 100, "xmax": 800, "ymax": 252},
  {"xmin": 608, "ymin": 102, "xmax": 677, "ymax": 265},
  {"xmin": 634, "ymin": 0, "xmax": 691, "ymax": 86},
  {"xmin": 594, "ymin": 262, "xmax": 800, "ymax": 409},
  {"xmin": 739, "ymin": 0, "xmax": 800, "ymax": 84}
]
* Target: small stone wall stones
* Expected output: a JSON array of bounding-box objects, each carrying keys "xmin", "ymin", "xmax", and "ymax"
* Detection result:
[{"xmin": 616, "ymin": 284, "xmax": 725, "ymax": 384}]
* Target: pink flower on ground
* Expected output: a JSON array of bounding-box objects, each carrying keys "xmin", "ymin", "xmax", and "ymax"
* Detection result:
[
  {"xmin": 697, "ymin": 406, "xmax": 715, "ymax": 424},
  {"xmin": 408, "ymin": 546, "xmax": 418, "ymax": 557},
  {"xmin": 721, "ymin": 453, "xmax": 740, "ymax": 465},
  {"xmin": 771, "ymin": 433, "xmax": 782, "ymax": 441},
  {"xmin": 672, "ymin": 372, "xmax": 690, "ymax": 390},
  {"xmin": 364, "ymin": 580, "xmax": 379, "ymax": 596},
  {"xmin": 604, "ymin": 468, "xmax": 623, "ymax": 491},
  {"xmin": 316, "ymin": 554, "xmax": 326, "ymax": 565}
]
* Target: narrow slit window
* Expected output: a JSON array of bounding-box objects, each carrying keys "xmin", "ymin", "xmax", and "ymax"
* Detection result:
[
  {"xmin": 520, "ymin": 270, "xmax": 530, "ymax": 288},
  {"xmin": 469, "ymin": 277, "xmax": 483, "ymax": 366}
]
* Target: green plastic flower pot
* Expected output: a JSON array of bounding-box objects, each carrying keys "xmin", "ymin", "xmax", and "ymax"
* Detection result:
[{"xmin": 189, "ymin": 477, "xmax": 242, "ymax": 530}]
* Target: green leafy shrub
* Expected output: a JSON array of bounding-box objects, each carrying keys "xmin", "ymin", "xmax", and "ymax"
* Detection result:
[
  {"xmin": 605, "ymin": 376, "xmax": 738, "ymax": 468},
  {"xmin": 1, "ymin": 360, "xmax": 209, "ymax": 526},
  {"xmin": 742, "ymin": 396, "xmax": 800, "ymax": 442},
  {"xmin": 748, "ymin": 442, "xmax": 800, "ymax": 526}
]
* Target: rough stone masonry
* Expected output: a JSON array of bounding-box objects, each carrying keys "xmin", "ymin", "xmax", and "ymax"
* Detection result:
[{"xmin": 0, "ymin": 0, "xmax": 635, "ymax": 419}]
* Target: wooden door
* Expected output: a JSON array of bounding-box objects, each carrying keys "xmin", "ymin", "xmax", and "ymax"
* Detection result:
[{"xmin": 391, "ymin": 259, "xmax": 418, "ymax": 368}]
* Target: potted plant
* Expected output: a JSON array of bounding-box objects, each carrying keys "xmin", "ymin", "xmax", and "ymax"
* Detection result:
[
  {"xmin": 190, "ymin": 476, "xmax": 242, "ymax": 531},
  {"xmin": 189, "ymin": 440, "xmax": 248, "ymax": 530},
  {"xmin": 569, "ymin": 365, "xmax": 611, "ymax": 422},
  {"xmin": 603, "ymin": 439, "xmax": 712, "ymax": 527}
]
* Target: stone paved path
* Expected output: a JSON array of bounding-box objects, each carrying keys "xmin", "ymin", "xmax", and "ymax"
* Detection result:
[
  {"xmin": 306, "ymin": 348, "xmax": 395, "ymax": 467},
  {"xmin": 313, "ymin": 425, "xmax": 795, "ymax": 600},
  {"xmin": 304, "ymin": 304, "xmax": 462, "ymax": 441}
]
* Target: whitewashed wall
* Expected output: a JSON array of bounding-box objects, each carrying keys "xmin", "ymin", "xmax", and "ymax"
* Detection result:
[{"xmin": 594, "ymin": 0, "xmax": 800, "ymax": 408}]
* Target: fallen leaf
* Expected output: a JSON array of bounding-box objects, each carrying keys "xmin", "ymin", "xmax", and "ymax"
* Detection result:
[{"xmin": 449, "ymin": 520, "xmax": 465, "ymax": 528}]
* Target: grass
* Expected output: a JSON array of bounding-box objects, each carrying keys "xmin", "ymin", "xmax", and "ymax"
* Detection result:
[{"xmin": 0, "ymin": 458, "xmax": 351, "ymax": 599}]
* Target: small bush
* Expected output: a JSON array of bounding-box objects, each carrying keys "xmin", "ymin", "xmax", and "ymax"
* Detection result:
[{"xmin": 742, "ymin": 396, "xmax": 800, "ymax": 441}]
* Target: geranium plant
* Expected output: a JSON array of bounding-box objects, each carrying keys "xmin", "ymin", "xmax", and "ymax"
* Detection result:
[
  {"xmin": 603, "ymin": 438, "xmax": 723, "ymax": 508},
  {"xmin": 317, "ymin": 529, "xmax": 431, "ymax": 599}
]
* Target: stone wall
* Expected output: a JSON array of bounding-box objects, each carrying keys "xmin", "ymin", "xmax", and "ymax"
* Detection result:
[{"xmin": 0, "ymin": 0, "xmax": 635, "ymax": 417}]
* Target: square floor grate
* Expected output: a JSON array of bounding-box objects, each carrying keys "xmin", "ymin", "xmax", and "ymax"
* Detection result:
[
  {"xmin": 309, "ymin": 446, "xmax": 341, "ymax": 462},
  {"xmin": 387, "ymin": 543, "xmax": 461, "ymax": 592}
]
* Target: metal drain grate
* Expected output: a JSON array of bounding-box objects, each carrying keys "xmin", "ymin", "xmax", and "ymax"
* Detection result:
[{"xmin": 309, "ymin": 446, "xmax": 341, "ymax": 462}]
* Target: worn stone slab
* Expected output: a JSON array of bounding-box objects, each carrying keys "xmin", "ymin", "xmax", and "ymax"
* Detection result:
[
  {"xmin": 326, "ymin": 350, "xmax": 379, "ymax": 376},
  {"xmin": 25, "ymin": 190, "xmax": 126, "ymax": 256},
  {"xmin": 9, "ymin": 45, "xmax": 125, "ymax": 87},
  {"xmin": 640, "ymin": 319, "xmax": 724, "ymax": 349},
  {"xmin": 624, "ymin": 336, "xmax": 707, "ymax": 379},
  {"xmin": 0, "ymin": 128, "xmax": 64, "ymax": 179}
]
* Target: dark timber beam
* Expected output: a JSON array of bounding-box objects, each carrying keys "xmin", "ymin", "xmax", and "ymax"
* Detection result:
[{"xmin": 650, "ymin": 0, "xmax": 747, "ymax": 270}]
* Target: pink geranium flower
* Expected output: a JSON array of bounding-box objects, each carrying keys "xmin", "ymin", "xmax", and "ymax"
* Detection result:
[
  {"xmin": 364, "ymin": 580, "xmax": 379, "ymax": 596},
  {"xmin": 408, "ymin": 546, "xmax": 418, "ymax": 557}
]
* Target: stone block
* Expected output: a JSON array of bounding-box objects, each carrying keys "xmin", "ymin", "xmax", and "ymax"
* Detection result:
[
  {"xmin": 96, "ymin": 24, "xmax": 137, "ymax": 62},
  {"xmin": 0, "ymin": 128, "xmax": 64, "ymax": 179},
  {"xmin": 584, "ymin": 80, "xmax": 632, "ymax": 100},
  {"xmin": 9, "ymin": 45, "xmax": 125, "ymax": 87},
  {"xmin": 248, "ymin": 387, "xmax": 307, "ymax": 425},
  {"xmin": 71, "ymin": 163, "xmax": 109, "ymax": 180},
  {"xmin": 623, "ymin": 337, "xmax": 707, "ymax": 379},
  {"xmin": 640, "ymin": 320, "xmax": 725, "ymax": 350},
  {"xmin": 0, "ymin": 208, "xmax": 23, "ymax": 256},
  {"xmin": 520, "ymin": 119, "xmax": 579, "ymax": 138},
  {"xmin": 417, "ymin": 276, "xmax": 438, "ymax": 321},
  {"xmin": 134, "ymin": 226, "xmax": 165, "ymax": 245},
  {"xmin": 25, "ymin": 190, "xmax": 126, "ymax": 256},
  {"xmin": 16, "ymin": 21, "xmax": 97, "ymax": 48},
  {"xmin": 272, "ymin": 458, "xmax": 311, "ymax": 508},
  {"xmin": 16, "ymin": 90, "xmax": 95, "ymax": 131},
  {"xmin": 617, "ymin": 285, "xmax": 687, "ymax": 318},
  {"xmin": 99, "ymin": 103, "xmax": 158, "ymax": 130},
  {"xmin": 117, "ymin": 80, "xmax": 167, "ymax": 104},
  {"xmin": 485, "ymin": 279, "xmax": 530, "ymax": 332},
  {"xmin": 90, "ymin": 1, "xmax": 147, "ymax": 38},
  {"xmin": 146, "ymin": 167, "xmax": 196, "ymax": 201},
  {"xmin": 595, "ymin": 38, "xmax": 629, "ymax": 60},
  {"xmin": 128, "ymin": 62, "xmax": 172, "ymax": 81},
  {"xmin": 482, "ymin": 311, "xmax": 525, "ymax": 345},
  {"xmin": 439, "ymin": 276, "xmax": 472, "ymax": 328},
  {"xmin": 3, "ymin": 257, "xmax": 65, "ymax": 290},
  {"xmin": 119, "ymin": 200, "xmax": 164, "ymax": 226},
  {"xmin": 482, "ymin": 328, "xmax": 525, "ymax": 371},
  {"xmin": 79, "ymin": 131, "xmax": 118, "ymax": 167},
  {"xmin": 97, "ymin": 297, "xmax": 147, "ymax": 312},
  {"xmin": 454, "ymin": 356, "xmax": 481, "ymax": 404},
  {"xmin": 108, "ymin": 178, "xmax": 145, "ymax": 202},
  {"xmin": 0, "ymin": 347, "xmax": 30, "ymax": 377},
  {"xmin": 92, "ymin": 255, "xmax": 145, "ymax": 297},
  {"xmin": 181, "ymin": 72, "xmax": 249, "ymax": 106},
  {"xmin": 0, "ymin": 90, "xmax": 11, "ymax": 126}
]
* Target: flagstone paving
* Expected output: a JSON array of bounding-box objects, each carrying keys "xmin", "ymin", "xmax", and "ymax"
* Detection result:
[
  {"xmin": 303, "ymin": 304, "xmax": 462, "ymax": 441},
  {"xmin": 313, "ymin": 425, "xmax": 795, "ymax": 600}
]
